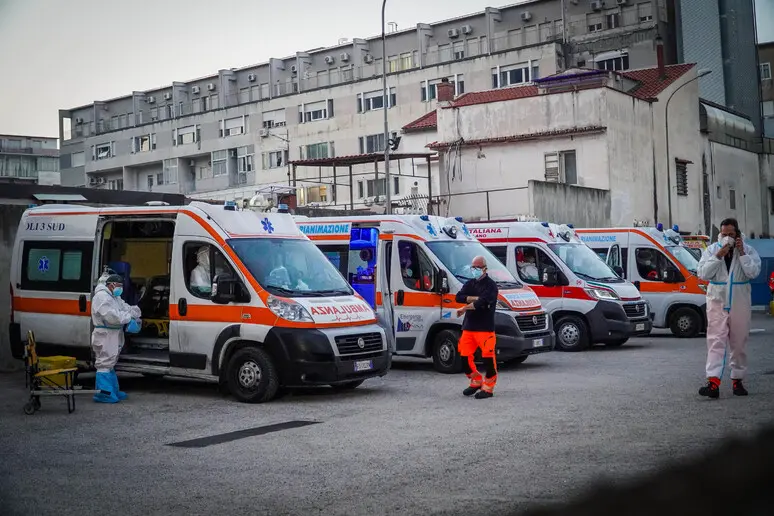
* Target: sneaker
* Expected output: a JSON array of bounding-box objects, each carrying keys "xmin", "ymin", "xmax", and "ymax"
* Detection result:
[
  {"xmin": 698, "ymin": 379, "xmax": 720, "ymax": 399},
  {"xmin": 463, "ymin": 386, "xmax": 480, "ymax": 397},
  {"xmin": 474, "ymin": 390, "xmax": 494, "ymax": 399},
  {"xmin": 732, "ymin": 380, "xmax": 748, "ymax": 396}
]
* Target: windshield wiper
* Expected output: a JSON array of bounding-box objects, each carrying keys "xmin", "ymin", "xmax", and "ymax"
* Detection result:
[
  {"xmin": 454, "ymin": 274, "xmax": 473, "ymax": 282},
  {"xmin": 496, "ymin": 281, "xmax": 523, "ymax": 288},
  {"xmin": 308, "ymin": 289, "xmax": 352, "ymax": 296},
  {"xmin": 265, "ymin": 285, "xmax": 297, "ymax": 296}
]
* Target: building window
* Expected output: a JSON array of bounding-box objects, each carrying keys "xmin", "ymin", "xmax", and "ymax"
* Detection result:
[
  {"xmin": 676, "ymin": 161, "xmax": 688, "ymax": 196},
  {"xmin": 388, "ymin": 56, "xmax": 399, "ymax": 73},
  {"xmin": 107, "ymin": 179, "xmax": 124, "ymax": 190},
  {"xmin": 175, "ymin": 125, "xmax": 199, "ymax": 145},
  {"xmin": 299, "ymin": 100, "xmax": 334, "ymax": 123},
  {"xmin": 358, "ymin": 88, "xmax": 396, "ymax": 112},
  {"xmin": 212, "ymin": 150, "xmax": 228, "ymax": 177},
  {"xmin": 71, "ymin": 152, "xmax": 85, "ymax": 167},
  {"xmin": 769, "ymin": 188, "xmax": 774, "ymax": 214},
  {"xmin": 367, "ymin": 178, "xmax": 386, "ymax": 197},
  {"xmin": 729, "ymin": 189, "xmax": 736, "ymax": 210},
  {"xmin": 763, "ymin": 101, "xmax": 774, "ymax": 117},
  {"xmin": 302, "ymin": 142, "xmax": 331, "ymax": 160},
  {"xmin": 639, "ymin": 14, "xmax": 653, "ymax": 22},
  {"xmin": 761, "ymin": 63, "xmax": 772, "ymax": 81},
  {"xmin": 220, "ymin": 116, "xmax": 247, "ymax": 137},
  {"xmin": 93, "ymin": 142, "xmax": 113, "ymax": 161},
  {"xmin": 400, "ymin": 52, "xmax": 414, "ymax": 70},
  {"xmin": 237, "ymin": 146, "xmax": 253, "ymax": 179},
  {"xmin": 147, "ymin": 175, "xmax": 154, "ymax": 190},
  {"xmin": 588, "ymin": 23, "xmax": 603, "ymax": 32},
  {"xmin": 262, "ymin": 108, "xmax": 287, "ymax": 128},
  {"xmin": 492, "ymin": 63, "xmax": 530, "ymax": 88},
  {"xmin": 132, "ymin": 134, "xmax": 156, "ymax": 153},
  {"xmin": 161, "ymin": 159, "xmax": 178, "ymax": 185},
  {"xmin": 357, "ymin": 181, "xmax": 364, "ymax": 198},
  {"xmin": 37, "ymin": 157, "xmax": 58, "ymax": 171},
  {"xmin": 544, "ymin": 150, "xmax": 577, "ymax": 184},
  {"xmin": 638, "ymin": 2, "xmax": 653, "ymax": 22},
  {"xmin": 596, "ymin": 52, "xmax": 629, "ymax": 71},
  {"xmin": 606, "ymin": 13, "xmax": 620, "ymax": 29},
  {"xmin": 421, "ymin": 75, "xmax": 465, "ymax": 101},
  {"xmin": 453, "ymin": 41, "xmax": 465, "ymax": 60},
  {"xmin": 263, "ymin": 149, "xmax": 289, "ymax": 169},
  {"xmin": 717, "ymin": 186, "xmax": 722, "ymax": 199},
  {"xmin": 358, "ymin": 132, "xmax": 398, "ymax": 154}
]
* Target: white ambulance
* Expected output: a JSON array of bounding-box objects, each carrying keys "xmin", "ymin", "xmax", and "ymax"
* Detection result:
[
  {"xmin": 468, "ymin": 221, "xmax": 651, "ymax": 351},
  {"xmin": 8, "ymin": 201, "xmax": 389, "ymax": 403},
  {"xmin": 294, "ymin": 215, "xmax": 555, "ymax": 373},
  {"xmin": 575, "ymin": 226, "xmax": 707, "ymax": 338}
]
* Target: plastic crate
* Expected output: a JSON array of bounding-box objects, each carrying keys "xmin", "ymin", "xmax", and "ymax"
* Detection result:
[{"xmin": 38, "ymin": 356, "xmax": 77, "ymax": 387}]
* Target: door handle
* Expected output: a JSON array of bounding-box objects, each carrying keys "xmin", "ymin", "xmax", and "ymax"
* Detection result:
[
  {"xmin": 442, "ymin": 298, "xmax": 452, "ymax": 304},
  {"xmin": 78, "ymin": 294, "xmax": 87, "ymax": 313},
  {"xmin": 178, "ymin": 298, "xmax": 188, "ymax": 317}
]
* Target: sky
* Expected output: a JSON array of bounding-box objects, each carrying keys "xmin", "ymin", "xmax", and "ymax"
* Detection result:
[
  {"xmin": 0, "ymin": 0, "xmax": 504, "ymax": 137},
  {"xmin": 0, "ymin": 0, "xmax": 771, "ymax": 139}
]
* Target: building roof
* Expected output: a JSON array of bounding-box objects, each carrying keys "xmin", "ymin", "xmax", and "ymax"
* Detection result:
[
  {"xmin": 0, "ymin": 183, "xmax": 186, "ymax": 206},
  {"xmin": 289, "ymin": 152, "xmax": 435, "ymax": 167},
  {"xmin": 400, "ymin": 63, "xmax": 697, "ymax": 132},
  {"xmin": 426, "ymin": 126, "xmax": 607, "ymax": 150}
]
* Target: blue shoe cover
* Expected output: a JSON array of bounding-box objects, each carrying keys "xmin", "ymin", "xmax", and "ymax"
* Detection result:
[
  {"xmin": 93, "ymin": 371, "xmax": 119, "ymax": 403},
  {"xmin": 111, "ymin": 370, "xmax": 127, "ymax": 400}
]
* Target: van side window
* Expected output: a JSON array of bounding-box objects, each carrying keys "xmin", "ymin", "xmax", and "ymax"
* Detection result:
[
  {"xmin": 397, "ymin": 241, "xmax": 434, "ymax": 292},
  {"xmin": 635, "ymin": 248, "xmax": 675, "ymax": 282},
  {"xmin": 183, "ymin": 242, "xmax": 237, "ymax": 299},
  {"xmin": 488, "ymin": 245, "xmax": 508, "ymax": 265},
  {"xmin": 515, "ymin": 246, "xmax": 551, "ymax": 285},
  {"xmin": 21, "ymin": 241, "xmax": 93, "ymax": 292}
]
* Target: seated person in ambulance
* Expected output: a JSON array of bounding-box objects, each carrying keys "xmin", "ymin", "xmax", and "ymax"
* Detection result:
[
  {"xmin": 266, "ymin": 251, "xmax": 311, "ymax": 291},
  {"xmin": 516, "ymin": 248, "xmax": 540, "ymax": 282},
  {"xmin": 399, "ymin": 245, "xmax": 432, "ymax": 291},
  {"xmin": 189, "ymin": 246, "xmax": 226, "ymax": 296},
  {"xmin": 636, "ymin": 249, "xmax": 660, "ymax": 280}
]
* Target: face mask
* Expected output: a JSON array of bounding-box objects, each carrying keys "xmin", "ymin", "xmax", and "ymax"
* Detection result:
[
  {"xmin": 112, "ymin": 286, "xmax": 124, "ymax": 298},
  {"xmin": 471, "ymin": 268, "xmax": 483, "ymax": 279},
  {"xmin": 405, "ymin": 268, "xmax": 413, "ymax": 277},
  {"xmin": 720, "ymin": 236, "xmax": 734, "ymax": 247}
]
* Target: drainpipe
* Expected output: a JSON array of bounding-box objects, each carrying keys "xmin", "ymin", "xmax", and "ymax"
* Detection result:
[{"xmin": 650, "ymin": 104, "xmax": 658, "ymax": 224}]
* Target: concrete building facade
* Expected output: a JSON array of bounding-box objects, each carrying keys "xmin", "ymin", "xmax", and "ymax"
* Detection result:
[
  {"xmin": 0, "ymin": 135, "xmax": 60, "ymax": 186},
  {"xmin": 760, "ymin": 41, "xmax": 774, "ymax": 137},
  {"xmin": 58, "ymin": 0, "xmax": 675, "ymax": 208}
]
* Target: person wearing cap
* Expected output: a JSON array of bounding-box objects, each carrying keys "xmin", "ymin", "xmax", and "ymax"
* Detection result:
[{"xmin": 91, "ymin": 274, "xmax": 142, "ymax": 403}]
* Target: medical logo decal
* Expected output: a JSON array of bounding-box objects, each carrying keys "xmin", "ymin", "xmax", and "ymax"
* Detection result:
[
  {"xmin": 502, "ymin": 290, "xmax": 541, "ymax": 309},
  {"xmin": 441, "ymin": 311, "xmax": 452, "ymax": 319},
  {"xmin": 426, "ymin": 224, "xmax": 437, "ymax": 237},
  {"xmin": 397, "ymin": 314, "xmax": 424, "ymax": 332},
  {"xmin": 261, "ymin": 218, "xmax": 275, "ymax": 234},
  {"xmin": 461, "ymin": 224, "xmax": 471, "ymax": 238},
  {"xmin": 37, "ymin": 256, "xmax": 50, "ymax": 274}
]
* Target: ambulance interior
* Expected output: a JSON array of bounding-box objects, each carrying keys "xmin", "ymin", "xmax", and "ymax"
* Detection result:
[
  {"xmin": 320, "ymin": 227, "xmax": 381, "ymax": 308},
  {"xmin": 98, "ymin": 219, "xmax": 176, "ymax": 355}
]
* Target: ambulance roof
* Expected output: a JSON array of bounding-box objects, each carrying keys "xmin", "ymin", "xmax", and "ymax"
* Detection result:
[
  {"xmin": 468, "ymin": 221, "xmax": 583, "ymax": 245},
  {"xmin": 295, "ymin": 214, "xmax": 476, "ymax": 242},
  {"xmin": 575, "ymin": 227, "xmax": 685, "ymax": 247}
]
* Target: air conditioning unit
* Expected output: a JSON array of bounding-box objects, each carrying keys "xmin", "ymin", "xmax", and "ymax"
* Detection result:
[
  {"xmin": 364, "ymin": 197, "xmax": 374, "ymax": 206},
  {"xmin": 447, "ymin": 28, "xmax": 459, "ymax": 38},
  {"xmin": 590, "ymin": 0, "xmax": 604, "ymax": 10},
  {"xmin": 88, "ymin": 176, "xmax": 97, "ymax": 185},
  {"xmin": 521, "ymin": 11, "xmax": 532, "ymax": 21},
  {"xmin": 340, "ymin": 52, "xmax": 350, "ymax": 62},
  {"xmin": 147, "ymin": 96, "xmax": 156, "ymax": 104},
  {"xmin": 259, "ymin": 128, "xmax": 270, "ymax": 138},
  {"xmin": 75, "ymin": 117, "xmax": 84, "ymax": 124},
  {"xmin": 207, "ymin": 82, "xmax": 216, "ymax": 91},
  {"xmin": 324, "ymin": 55, "xmax": 335, "ymax": 65},
  {"xmin": 163, "ymin": 92, "xmax": 173, "ymax": 101},
  {"xmin": 96, "ymin": 177, "xmax": 106, "ymax": 184},
  {"xmin": 191, "ymin": 86, "xmax": 201, "ymax": 94},
  {"xmin": 364, "ymin": 54, "xmax": 374, "ymax": 64},
  {"xmin": 461, "ymin": 24, "xmax": 473, "ymax": 35},
  {"xmin": 290, "ymin": 65, "xmax": 298, "ymax": 74}
]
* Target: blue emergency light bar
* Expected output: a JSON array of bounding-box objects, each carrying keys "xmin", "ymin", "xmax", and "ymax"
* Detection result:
[
  {"xmin": 455, "ymin": 216, "xmax": 463, "ymax": 222},
  {"xmin": 224, "ymin": 200, "xmax": 237, "ymax": 211},
  {"xmin": 567, "ymin": 224, "xmax": 574, "ymax": 229},
  {"xmin": 672, "ymin": 224, "xmax": 679, "ymax": 232},
  {"xmin": 656, "ymin": 223, "xmax": 664, "ymax": 231},
  {"xmin": 420, "ymin": 215, "xmax": 429, "ymax": 221},
  {"xmin": 541, "ymin": 222, "xmax": 550, "ymax": 227}
]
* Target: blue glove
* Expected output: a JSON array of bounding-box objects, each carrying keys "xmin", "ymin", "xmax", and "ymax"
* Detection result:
[{"xmin": 126, "ymin": 319, "xmax": 142, "ymax": 334}]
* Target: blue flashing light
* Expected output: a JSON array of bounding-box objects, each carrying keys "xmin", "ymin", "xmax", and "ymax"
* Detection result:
[
  {"xmin": 277, "ymin": 203, "xmax": 289, "ymax": 213},
  {"xmin": 224, "ymin": 200, "xmax": 237, "ymax": 211},
  {"xmin": 541, "ymin": 222, "xmax": 549, "ymax": 228},
  {"xmin": 455, "ymin": 216, "xmax": 463, "ymax": 222},
  {"xmin": 567, "ymin": 223, "xmax": 574, "ymax": 229},
  {"xmin": 672, "ymin": 224, "xmax": 679, "ymax": 232},
  {"xmin": 656, "ymin": 223, "xmax": 664, "ymax": 231},
  {"xmin": 419, "ymin": 215, "xmax": 430, "ymax": 221}
]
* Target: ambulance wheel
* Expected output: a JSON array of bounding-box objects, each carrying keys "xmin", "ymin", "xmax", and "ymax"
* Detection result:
[
  {"xmin": 554, "ymin": 315, "xmax": 590, "ymax": 352},
  {"xmin": 670, "ymin": 307, "xmax": 701, "ymax": 338},
  {"xmin": 226, "ymin": 347, "xmax": 279, "ymax": 403},
  {"xmin": 432, "ymin": 330, "xmax": 463, "ymax": 374}
]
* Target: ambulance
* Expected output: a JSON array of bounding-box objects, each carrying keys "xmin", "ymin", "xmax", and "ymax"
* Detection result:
[
  {"xmin": 575, "ymin": 226, "xmax": 707, "ymax": 338},
  {"xmin": 468, "ymin": 222, "xmax": 651, "ymax": 352},
  {"xmin": 682, "ymin": 235, "xmax": 710, "ymax": 261},
  {"xmin": 294, "ymin": 215, "xmax": 555, "ymax": 373},
  {"xmin": 8, "ymin": 201, "xmax": 389, "ymax": 403}
]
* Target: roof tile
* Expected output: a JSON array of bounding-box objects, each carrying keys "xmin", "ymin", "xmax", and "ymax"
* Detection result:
[{"xmin": 402, "ymin": 111, "xmax": 438, "ymax": 132}]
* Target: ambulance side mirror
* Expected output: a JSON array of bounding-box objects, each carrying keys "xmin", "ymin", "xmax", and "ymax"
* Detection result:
[
  {"xmin": 542, "ymin": 266, "xmax": 559, "ymax": 287},
  {"xmin": 613, "ymin": 266, "xmax": 624, "ymax": 278},
  {"xmin": 211, "ymin": 273, "xmax": 237, "ymax": 304},
  {"xmin": 436, "ymin": 270, "xmax": 450, "ymax": 294},
  {"xmin": 662, "ymin": 268, "xmax": 683, "ymax": 283}
]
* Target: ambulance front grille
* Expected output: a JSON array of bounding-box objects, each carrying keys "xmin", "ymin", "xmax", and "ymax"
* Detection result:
[
  {"xmin": 623, "ymin": 302, "xmax": 647, "ymax": 319},
  {"xmin": 515, "ymin": 313, "xmax": 548, "ymax": 333},
  {"xmin": 335, "ymin": 332, "xmax": 383, "ymax": 355}
]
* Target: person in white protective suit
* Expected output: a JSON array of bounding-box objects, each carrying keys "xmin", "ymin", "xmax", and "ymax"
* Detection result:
[
  {"xmin": 91, "ymin": 274, "xmax": 142, "ymax": 403},
  {"xmin": 696, "ymin": 218, "xmax": 761, "ymax": 399},
  {"xmin": 190, "ymin": 246, "xmax": 227, "ymax": 295}
]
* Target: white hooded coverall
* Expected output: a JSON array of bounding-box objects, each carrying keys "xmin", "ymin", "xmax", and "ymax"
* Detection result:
[
  {"xmin": 697, "ymin": 240, "xmax": 761, "ymax": 381},
  {"xmin": 91, "ymin": 284, "xmax": 141, "ymax": 373}
]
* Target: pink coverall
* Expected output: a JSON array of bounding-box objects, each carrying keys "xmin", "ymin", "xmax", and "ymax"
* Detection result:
[{"xmin": 697, "ymin": 241, "xmax": 761, "ymax": 381}]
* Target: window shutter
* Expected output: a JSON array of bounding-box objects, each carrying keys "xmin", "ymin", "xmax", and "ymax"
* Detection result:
[
  {"xmin": 327, "ymin": 99, "xmax": 334, "ymax": 118},
  {"xmin": 299, "ymin": 146, "xmax": 305, "ymax": 160},
  {"xmin": 359, "ymin": 137, "xmax": 364, "ymax": 155},
  {"xmin": 389, "ymin": 88, "xmax": 397, "ymax": 108},
  {"xmin": 262, "ymin": 153, "xmax": 269, "ymax": 170},
  {"xmin": 329, "ymin": 141, "xmax": 335, "ymax": 158},
  {"xmin": 544, "ymin": 152, "xmax": 560, "ymax": 182},
  {"xmin": 298, "ymin": 106, "xmax": 303, "ymax": 123},
  {"xmin": 357, "ymin": 94, "xmax": 363, "ymax": 113}
]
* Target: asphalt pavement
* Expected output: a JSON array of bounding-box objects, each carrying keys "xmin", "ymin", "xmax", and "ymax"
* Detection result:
[{"xmin": 1, "ymin": 316, "xmax": 774, "ymax": 516}]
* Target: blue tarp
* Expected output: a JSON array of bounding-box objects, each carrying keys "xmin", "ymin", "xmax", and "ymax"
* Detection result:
[{"xmin": 744, "ymin": 240, "xmax": 774, "ymax": 306}]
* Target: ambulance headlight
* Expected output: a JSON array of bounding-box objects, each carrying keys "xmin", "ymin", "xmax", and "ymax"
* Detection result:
[
  {"xmin": 496, "ymin": 300, "xmax": 511, "ymax": 311},
  {"xmin": 267, "ymin": 295, "xmax": 314, "ymax": 322},
  {"xmin": 585, "ymin": 287, "xmax": 619, "ymax": 301}
]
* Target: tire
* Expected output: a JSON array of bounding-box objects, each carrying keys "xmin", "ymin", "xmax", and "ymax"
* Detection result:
[
  {"xmin": 554, "ymin": 315, "xmax": 590, "ymax": 352},
  {"xmin": 432, "ymin": 329, "xmax": 463, "ymax": 374},
  {"xmin": 226, "ymin": 346, "xmax": 280, "ymax": 403},
  {"xmin": 23, "ymin": 402, "xmax": 36, "ymax": 415},
  {"xmin": 669, "ymin": 307, "xmax": 701, "ymax": 338},
  {"xmin": 330, "ymin": 380, "xmax": 365, "ymax": 391},
  {"xmin": 605, "ymin": 338, "xmax": 628, "ymax": 347},
  {"xmin": 508, "ymin": 356, "xmax": 529, "ymax": 365}
]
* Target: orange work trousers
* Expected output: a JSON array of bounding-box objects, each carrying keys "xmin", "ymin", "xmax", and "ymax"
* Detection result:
[{"xmin": 458, "ymin": 331, "xmax": 497, "ymax": 393}]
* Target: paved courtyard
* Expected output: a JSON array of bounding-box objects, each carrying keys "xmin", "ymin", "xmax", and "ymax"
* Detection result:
[{"xmin": 2, "ymin": 317, "xmax": 773, "ymax": 516}]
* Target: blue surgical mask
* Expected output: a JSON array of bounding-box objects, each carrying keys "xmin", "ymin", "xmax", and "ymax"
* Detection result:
[
  {"xmin": 113, "ymin": 286, "xmax": 124, "ymax": 297},
  {"xmin": 471, "ymin": 268, "xmax": 483, "ymax": 279}
]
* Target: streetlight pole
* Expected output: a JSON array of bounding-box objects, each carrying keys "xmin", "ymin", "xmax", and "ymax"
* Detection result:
[
  {"xmin": 381, "ymin": 0, "xmax": 391, "ymax": 215},
  {"xmin": 665, "ymin": 68, "xmax": 711, "ymax": 227}
]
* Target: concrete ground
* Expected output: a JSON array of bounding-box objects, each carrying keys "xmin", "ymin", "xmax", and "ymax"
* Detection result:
[{"xmin": 1, "ymin": 317, "xmax": 773, "ymax": 516}]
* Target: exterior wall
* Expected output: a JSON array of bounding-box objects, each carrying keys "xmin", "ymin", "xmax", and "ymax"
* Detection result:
[
  {"xmin": 760, "ymin": 43, "xmax": 774, "ymax": 137},
  {"xmin": 759, "ymin": 153, "xmax": 774, "ymax": 235},
  {"xmin": 703, "ymin": 139, "xmax": 764, "ymax": 237},
  {"xmin": 0, "ymin": 135, "xmax": 60, "ymax": 185},
  {"xmin": 528, "ymin": 180, "xmax": 611, "ymax": 227},
  {"xmin": 675, "ymin": 0, "xmax": 726, "ymax": 105}
]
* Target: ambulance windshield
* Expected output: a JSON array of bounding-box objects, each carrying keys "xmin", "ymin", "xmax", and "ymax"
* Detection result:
[
  {"xmin": 665, "ymin": 245, "xmax": 699, "ymax": 273},
  {"xmin": 229, "ymin": 238, "xmax": 353, "ymax": 297},
  {"xmin": 425, "ymin": 241, "xmax": 521, "ymax": 287},
  {"xmin": 548, "ymin": 243, "xmax": 622, "ymax": 282}
]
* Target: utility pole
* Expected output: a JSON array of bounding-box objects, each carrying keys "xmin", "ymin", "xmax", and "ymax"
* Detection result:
[{"xmin": 381, "ymin": 0, "xmax": 391, "ymax": 214}]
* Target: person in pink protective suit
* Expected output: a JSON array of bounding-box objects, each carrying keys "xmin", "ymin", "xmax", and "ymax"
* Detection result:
[{"xmin": 696, "ymin": 218, "xmax": 761, "ymax": 399}]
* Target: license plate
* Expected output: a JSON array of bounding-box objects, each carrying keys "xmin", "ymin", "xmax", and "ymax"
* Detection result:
[
  {"xmin": 636, "ymin": 323, "xmax": 645, "ymax": 331},
  {"xmin": 533, "ymin": 338, "xmax": 544, "ymax": 348},
  {"xmin": 354, "ymin": 360, "xmax": 373, "ymax": 372}
]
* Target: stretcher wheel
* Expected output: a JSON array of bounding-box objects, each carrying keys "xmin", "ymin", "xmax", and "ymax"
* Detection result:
[
  {"xmin": 23, "ymin": 402, "xmax": 36, "ymax": 415},
  {"xmin": 32, "ymin": 397, "xmax": 41, "ymax": 410}
]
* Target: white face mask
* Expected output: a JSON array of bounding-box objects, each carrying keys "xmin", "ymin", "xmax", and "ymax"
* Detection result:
[{"xmin": 719, "ymin": 236, "xmax": 735, "ymax": 248}]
